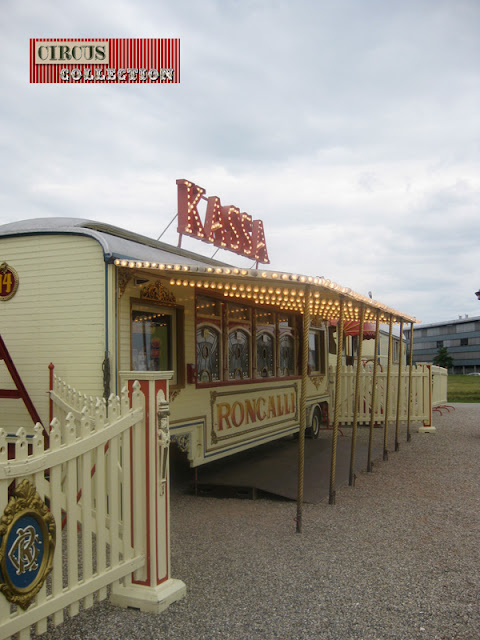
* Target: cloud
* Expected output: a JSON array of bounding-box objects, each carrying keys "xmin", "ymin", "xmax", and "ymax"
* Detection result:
[{"xmin": 0, "ymin": 0, "xmax": 479, "ymax": 324}]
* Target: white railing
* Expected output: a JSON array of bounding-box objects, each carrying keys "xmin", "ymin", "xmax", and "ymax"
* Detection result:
[
  {"xmin": 430, "ymin": 365, "xmax": 448, "ymax": 406},
  {"xmin": 329, "ymin": 363, "xmax": 432, "ymax": 426},
  {"xmin": 49, "ymin": 374, "xmax": 100, "ymax": 432},
  {"xmin": 0, "ymin": 383, "xmax": 145, "ymax": 640}
]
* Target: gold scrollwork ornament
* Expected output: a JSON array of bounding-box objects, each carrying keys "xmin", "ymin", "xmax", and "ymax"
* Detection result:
[{"xmin": 0, "ymin": 479, "xmax": 56, "ymax": 610}]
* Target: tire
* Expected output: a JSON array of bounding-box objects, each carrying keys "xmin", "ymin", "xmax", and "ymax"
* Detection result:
[{"xmin": 310, "ymin": 407, "xmax": 321, "ymax": 439}]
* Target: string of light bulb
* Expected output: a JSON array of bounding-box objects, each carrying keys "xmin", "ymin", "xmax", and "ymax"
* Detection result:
[{"xmin": 114, "ymin": 258, "xmax": 417, "ymax": 324}]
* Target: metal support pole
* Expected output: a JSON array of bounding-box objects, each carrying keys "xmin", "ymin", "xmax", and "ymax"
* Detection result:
[
  {"xmin": 367, "ymin": 312, "xmax": 380, "ymax": 472},
  {"xmin": 349, "ymin": 306, "xmax": 365, "ymax": 486},
  {"xmin": 296, "ymin": 286, "xmax": 311, "ymax": 533},
  {"xmin": 395, "ymin": 320, "xmax": 404, "ymax": 451},
  {"xmin": 329, "ymin": 299, "xmax": 345, "ymax": 505},
  {"xmin": 383, "ymin": 316, "xmax": 394, "ymax": 461},
  {"xmin": 156, "ymin": 213, "xmax": 178, "ymax": 240},
  {"xmin": 407, "ymin": 322, "xmax": 414, "ymax": 442}
]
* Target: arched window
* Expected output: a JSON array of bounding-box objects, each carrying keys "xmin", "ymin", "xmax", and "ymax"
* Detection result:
[
  {"xmin": 279, "ymin": 334, "xmax": 295, "ymax": 376},
  {"xmin": 256, "ymin": 332, "xmax": 274, "ymax": 377},
  {"xmin": 196, "ymin": 325, "xmax": 220, "ymax": 382},
  {"xmin": 228, "ymin": 329, "xmax": 250, "ymax": 380}
]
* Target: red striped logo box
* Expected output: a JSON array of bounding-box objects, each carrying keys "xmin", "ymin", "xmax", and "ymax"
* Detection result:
[{"xmin": 30, "ymin": 38, "xmax": 180, "ymax": 83}]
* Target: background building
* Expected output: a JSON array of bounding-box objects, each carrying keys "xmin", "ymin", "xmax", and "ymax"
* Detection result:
[{"xmin": 404, "ymin": 315, "xmax": 480, "ymax": 374}]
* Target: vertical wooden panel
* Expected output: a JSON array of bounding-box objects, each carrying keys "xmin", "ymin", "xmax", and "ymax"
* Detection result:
[
  {"xmin": 65, "ymin": 413, "xmax": 79, "ymax": 618},
  {"xmin": 32, "ymin": 424, "xmax": 48, "ymax": 635},
  {"xmin": 108, "ymin": 394, "xmax": 121, "ymax": 573},
  {"xmin": 81, "ymin": 409, "xmax": 94, "ymax": 610},
  {"xmin": 94, "ymin": 399, "xmax": 108, "ymax": 601},
  {"xmin": 49, "ymin": 419, "xmax": 64, "ymax": 627},
  {"xmin": 0, "ymin": 429, "xmax": 10, "ymax": 627},
  {"xmin": 121, "ymin": 389, "xmax": 133, "ymax": 584}
]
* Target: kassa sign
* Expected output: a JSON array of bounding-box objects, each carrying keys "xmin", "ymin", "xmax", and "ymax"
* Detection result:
[{"xmin": 176, "ymin": 179, "xmax": 270, "ymax": 264}]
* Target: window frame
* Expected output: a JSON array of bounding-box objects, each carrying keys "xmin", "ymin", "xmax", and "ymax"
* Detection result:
[
  {"xmin": 308, "ymin": 327, "xmax": 327, "ymax": 375},
  {"xmin": 130, "ymin": 298, "xmax": 184, "ymax": 388},
  {"xmin": 194, "ymin": 293, "xmax": 303, "ymax": 387},
  {"xmin": 256, "ymin": 329, "xmax": 275, "ymax": 378},
  {"xmin": 196, "ymin": 323, "xmax": 222, "ymax": 383}
]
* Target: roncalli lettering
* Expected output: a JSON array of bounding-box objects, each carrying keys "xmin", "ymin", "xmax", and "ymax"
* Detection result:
[{"xmin": 216, "ymin": 392, "xmax": 295, "ymax": 431}]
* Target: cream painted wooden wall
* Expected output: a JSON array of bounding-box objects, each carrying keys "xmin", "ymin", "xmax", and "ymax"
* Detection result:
[{"xmin": 0, "ymin": 234, "xmax": 107, "ymax": 432}]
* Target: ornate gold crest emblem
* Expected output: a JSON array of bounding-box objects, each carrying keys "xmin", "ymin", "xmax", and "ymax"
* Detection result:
[
  {"xmin": 0, "ymin": 480, "xmax": 56, "ymax": 609},
  {"xmin": 0, "ymin": 262, "xmax": 19, "ymax": 301}
]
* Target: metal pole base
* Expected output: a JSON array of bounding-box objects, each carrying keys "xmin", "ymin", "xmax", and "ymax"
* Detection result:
[
  {"xmin": 296, "ymin": 515, "xmax": 302, "ymax": 534},
  {"xmin": 418, "ymin": 426, "xmax": 437, "ymax": 433},
  {"xmin": 383, "ymin": 449, "xmax": 389, "ymax": 461},
  {"xmin": 329, "ymin": 491, "xmax": 336, "ymax": 505}
]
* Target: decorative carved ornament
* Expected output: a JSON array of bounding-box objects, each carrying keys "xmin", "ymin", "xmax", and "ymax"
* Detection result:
[
  {"xmin": 309, "ymin": 375, "xmax": 325, "ymax": 390},
  {"xmin": 0, "ymin": 480, "xmax": 56, "ymax": 610},
  {"xmin": 141, "ymin": 281, "xmax": 176, "ymax": 304},
  {"xmin": 169, "ymin": 388, "xmax": 182, "ymax": 403},
  {"xmin": 117, "ymin": 268, "xmax": 133, "ymax": 297},
  {"xmin": 310, "ymin": 316, "xmax": 324, "ymax": 328},
  {"xmin": 171, "ymin": 434, "xmax": 191, "ymax": 454}
]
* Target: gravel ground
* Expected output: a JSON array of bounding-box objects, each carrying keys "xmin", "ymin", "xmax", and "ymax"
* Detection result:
[{"xmin": 33, "ymin": 403, "xmax": 480, "ymax": 640}]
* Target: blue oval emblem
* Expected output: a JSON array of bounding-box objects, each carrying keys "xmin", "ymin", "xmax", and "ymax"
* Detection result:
[{"xmin": 5, "ymin": 513, "xmax": 45, "ymax": 592}]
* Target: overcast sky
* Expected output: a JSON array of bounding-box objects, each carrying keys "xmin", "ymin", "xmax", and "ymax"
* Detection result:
[{"xmin": 1, "ymin": 0, "xmax": 479, "ymax": 324}]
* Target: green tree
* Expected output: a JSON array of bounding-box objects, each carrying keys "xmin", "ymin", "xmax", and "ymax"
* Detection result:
[{"xmin": 433, "ymin": 346, "xmax": 453, "ymax": 369}]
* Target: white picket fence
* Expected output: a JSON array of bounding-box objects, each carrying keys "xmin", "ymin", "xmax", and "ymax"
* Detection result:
[
  {"xmin": 0, "ymin": 382, "xmax": 146, "ymax": 640},
  {"xmin": 49, "ymin": 374, "xmax": 100, "ymax": 428},
  {"xmin": 431, "ymin": 364, "xmax": 449, "ymax": 407},
  {"xmin": 330, "ymin": 363, "xmax": 448, "ymax": 426}
]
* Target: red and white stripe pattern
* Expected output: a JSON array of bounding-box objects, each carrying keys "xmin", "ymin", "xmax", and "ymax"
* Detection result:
[{"xmin": 30, "ymin": 38, "xmax": 180, "ymax": 84}]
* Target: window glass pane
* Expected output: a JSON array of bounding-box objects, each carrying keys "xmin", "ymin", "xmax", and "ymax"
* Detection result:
[
  {"xmin": 132, "ymin": 310, "xmax": 172, "ymax": 371},
  {"xmin": 228, "ymin": 329, "xmax": 250, "ymax": 379},
  {"xmin": 228, "ymin": 303, "xmax": 250, "ymax": 323},
  {"xmin": 278, "ymin": 312, "xmax": 295, "ymax": 328},
  {"xmin": 308, "ymin": 331, "xmax": 319, "ymax": 371},
  {"xmin": 279, "ymin": 334, "xmax": 295, "ymax": 376},
  {"xmin": 196, "ymin": 296, "xmax": 221, "ymax": 318},
  {"xmin": 196, "ymin": 326, "xmax": 220, "ymax": 382},
  {"xmin": 457, "ymin": 322, "xmax": 475, "ymax": 333},
  {"xmin": 256, "ymin": 332, "xmax": 274, "ymax": 377},
  {"xmin": 255, "ymin": 310, "xmax": 274, "ymax": 326}
]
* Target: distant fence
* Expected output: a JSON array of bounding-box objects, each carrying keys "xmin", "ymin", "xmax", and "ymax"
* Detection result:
[
  {"xmin": 430, "ymin": 364, "xmax": 448, "ymax": 407},
  {"xmin": 330, "ymin": 363, "xmax": 446, "ymax": 426}
]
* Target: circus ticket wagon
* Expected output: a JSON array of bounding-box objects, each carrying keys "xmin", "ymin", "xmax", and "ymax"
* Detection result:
[
  {"xmin": 0, "ymin": 181, "xmax": 436, "ymax": 636},
  {"xmin": 0, "ymin": 179, "xmax": 419, "ymax": 470},
  {"xmin": 0, "ymin": 216, "xmax": 329, "ymax": 466}
]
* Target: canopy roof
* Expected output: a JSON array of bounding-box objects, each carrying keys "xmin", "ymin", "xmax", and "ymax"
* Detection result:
[{"xmin": 0, "ymin": 217, "xmax": 418, "ymax": 324}]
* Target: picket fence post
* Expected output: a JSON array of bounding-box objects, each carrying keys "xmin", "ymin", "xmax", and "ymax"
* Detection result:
[{"xmin": 111, "ymin": 372, "xmax": 186, "ymax": 613}]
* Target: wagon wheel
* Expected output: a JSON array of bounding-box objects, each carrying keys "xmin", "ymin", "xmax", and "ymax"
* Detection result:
[{"xmin": 309, "ymin": 407, "xmax": 322, "ymax": 439}]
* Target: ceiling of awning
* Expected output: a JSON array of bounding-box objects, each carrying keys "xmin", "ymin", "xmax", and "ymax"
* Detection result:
[
  {"xmin": 114, "ymin": 259, "xmax": 418, "ymax": 325},
  {"xmin": 329, "ymin": 319, "xmax": 377, "ymax": 339}
]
